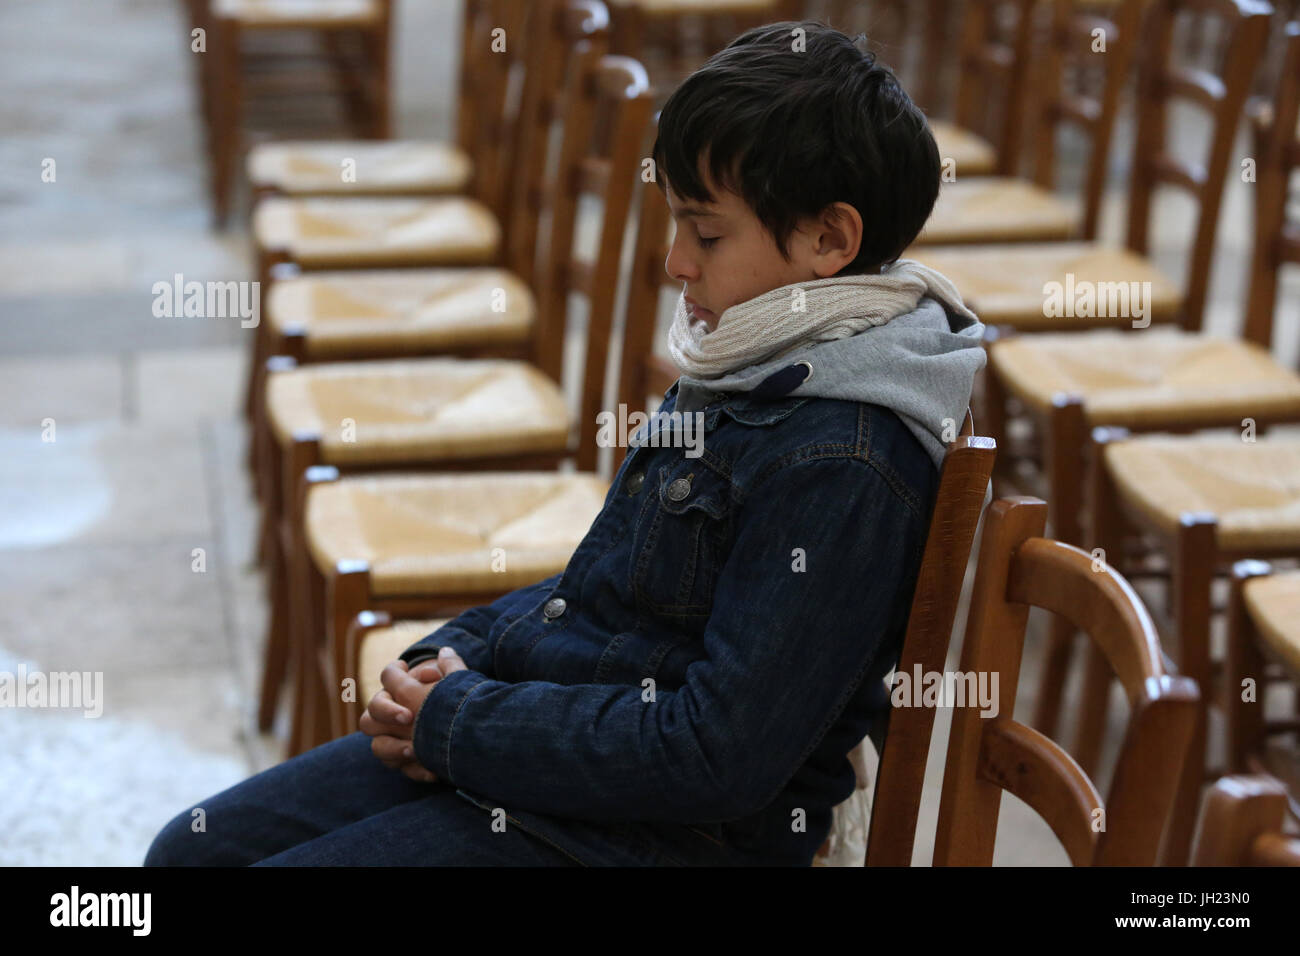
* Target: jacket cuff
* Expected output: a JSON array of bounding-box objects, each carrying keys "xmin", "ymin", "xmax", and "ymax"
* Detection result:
[
  {"xmin": 402, "ymin": 647, "xmax": 443, "ymax": 668},
  {"xmin": 411, "ymin": 667, "xmax": 492, "ymax": 783}
]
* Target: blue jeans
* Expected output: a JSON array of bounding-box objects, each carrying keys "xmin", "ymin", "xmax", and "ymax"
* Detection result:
[{"xmin": 144, "ymin": 733, "xmax": 578, "ymax": 866}]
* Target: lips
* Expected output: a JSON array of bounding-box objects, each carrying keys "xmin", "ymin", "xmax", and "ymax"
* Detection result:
[{"xmin": 685, "ymin": 297, "xmax": 715, "ymax": 322}]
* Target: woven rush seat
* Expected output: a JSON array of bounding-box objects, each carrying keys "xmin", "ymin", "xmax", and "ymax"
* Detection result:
[
  {"xmin": 213, "ymin": 0, "xmax": 382, "ymax": 26},
  {"xmin": 1103, "ymin": 436, "xmax": 1300, "ymax": 551},
  {"xmin": 911, "ymin": 242, "xmax": 1182, "ymax": 328},
  {"xmin": 991, "ymin": 329, "xmax": 1300, "ymax": 427},
  {"xmin": 1243, "ymin": 571, "xmax": 1300, "ymax": 677},
  {"xmin": 305, "ymin": 471, "xmax": 609, "ymax": 594},
  {"xmin": 358, "ymin": 619, "xmax": 452, "ymax": 704},
  {"xmin": 915, "ymin": 178, "xmax": 1077, "ymax": 245},
  {"xmin": 253, "ymin": 197, "xmax": 500, "ymax": 268},
  {"xmin": 927, "ymin": 120, "xmax": 998, "ymax": 178},
  {"xmin": 266, "ymin": 269, "xmax": 534, "ymax": 358},
  {"xmin": 265, "ymin": 358, "xmax": 570, "ymax": 465},
  {"xmin": 247, "ymin": 141, "xmax": 471, "ymax": 196}
]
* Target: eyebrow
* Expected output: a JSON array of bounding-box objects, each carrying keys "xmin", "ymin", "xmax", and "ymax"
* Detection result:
[{"xmin": 670, "ymin": 204, "xmax": 723, "ymax": 220}]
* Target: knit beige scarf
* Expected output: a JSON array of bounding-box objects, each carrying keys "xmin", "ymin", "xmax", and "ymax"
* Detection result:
[{"xmin": 667, "ymin": 259, "xmax": 977, "ymax": 379}]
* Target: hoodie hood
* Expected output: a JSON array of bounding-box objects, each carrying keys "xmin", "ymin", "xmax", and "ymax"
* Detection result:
[{"xmin": 672, "ymin": 296, "xmax": 986, "ymax": 469}]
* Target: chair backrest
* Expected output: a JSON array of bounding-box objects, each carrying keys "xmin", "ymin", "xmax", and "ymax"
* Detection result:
[
  {"xmin": 1028, "ymin": 0, "xmax": 1144, "ymax": 240},
  {"xmin": 617, "ymin": 129, "xmax": 681, "ymax": 418},
  {"xmin": 1242, "ymin": 21, "xmax": 1300, "ymax": 350},
  {"xmin": 863, "ymin": 424, "xmax": 997, "ymax": 866},
  {"xmin": 953, "ymin": 0, "xmax": 1040, "ymax": 175},
  {"xmin": 932, "ymin": 496, "xmax": 1199, "ymax": 866},
  {"xmin": 456, "ymin": 0, "xmax": 533, "ymax": 229},
  {"xmin": 454, "ymin": 0, "xmax": 493, "ymax": 157},
  {"xmin": 527, "ymin": 18, "xmax": 654, "ymax": 469},
  {"xmin": 1192, "ymin": 775, "xmax": 1300, "ymax": 865},
  {"xmin": 1124, "ymin": 0, "xmax": 1272, "ymax": 332}
]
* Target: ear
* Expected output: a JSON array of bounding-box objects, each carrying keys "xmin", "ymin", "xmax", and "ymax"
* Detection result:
[{"xmin": 810, "ymin": 202, "xmax": 864, "ymax": 278}]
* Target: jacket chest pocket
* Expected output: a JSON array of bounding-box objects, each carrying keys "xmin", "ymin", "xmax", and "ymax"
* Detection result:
[{"xmin": 629, "ymin": 460, "xmax": 732, "ymax": 617}]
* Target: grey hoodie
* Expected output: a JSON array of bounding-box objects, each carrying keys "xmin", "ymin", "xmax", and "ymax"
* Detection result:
[{"xmin": 672, "ymin": 296, "xmax": 987, "ymax": 470}]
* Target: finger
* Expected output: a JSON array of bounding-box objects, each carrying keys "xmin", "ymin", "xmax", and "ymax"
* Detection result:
[
  {"xmin": 436, "ymin": 647, "xmax": 467, "ymax": 674},
  {"xmin": 367, "ymin": 689, "xmax": 413, "ymax": 726},
  {"xmin": 370, "ymin": 734, "xmax": 416, "ymax": 769},
  {"xmin": 401, "ymin": 763, "xmax": 439, "ymax": 784},
  {"xmin": 359, "ymin": 709, "xmax": 412, "ymax": 740},
  {"xmin": 409, "ymin": 660, "xmax": 444, "ymax": 683},
  {"xmin": 379, "ymin": 660, "xmax": 422, "ymax": 698}
]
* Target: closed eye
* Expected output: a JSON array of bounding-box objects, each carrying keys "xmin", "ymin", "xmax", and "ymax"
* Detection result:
[{"xmin": 697, "ymin": 235, "xmax": 720, "ymax": 249}]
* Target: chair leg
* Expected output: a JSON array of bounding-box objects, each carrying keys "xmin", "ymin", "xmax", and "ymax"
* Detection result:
[
  {"xmin": 365, "ymin": 19, "xmax": 392, "ymax": 139},
  {"xmin": 1032, "ymin": 397, "xmax": 1087, "ymax": 739},
  {"xmin": 300, "ymin": 560, "xmax": 333, "ymax": 752},
  {"xmin": 1225, "ymin": 561, "xmax": 1270, "ymax": 774},
  {"xmin": 1159, "ymin": 514, "xmax": 1217, "ymax": 867},
  {"xmin": 255, "ymin": 419, "xmax": 290, "ymax": 731},
  {"xmin": 327, "ymin": 568, "xmax": 372, "ymax": 739},
  {"xmin": 210, "ymin": 17, "xmax": 243, "ymax": 228},
  {"xmin": 256, "ymin": 507, "xmax": 290, "ymax": 733}
]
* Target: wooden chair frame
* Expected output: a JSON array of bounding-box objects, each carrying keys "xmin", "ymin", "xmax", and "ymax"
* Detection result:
[
  {"xmin": 1191, "ymin": 774, "xmax": 1300, "ymax": 865},
  {"xmin": 191, "ymin": 0, "xmax": 395, "ymax": 227},
  {"xmin": 243, "ymin": 0, "xmax": 590, "ymax": 482},
  {"xmin": 1027, "ymin": 0, "xmax": 1145, "ymax": 241},
  {"xmin": 933, "ymin": 496, "xmax": 1198, "ymax": 866},
  {"xmin": 862, "ymin": 420, "xmax": 998, "ymax": 865},
  {"xmin": 1224, "ymin": 562, "xmax": 1300, "ymax": 821},
  {"xmin": 261, "ymin": 52, "xmax": 654, "ymax": 755},
  {"xmin": 951, "ymin": 0, "xmax": 1039, "ymax": 177},
  {"xmin": 1028, "ymin": 20, "xmax": 1300, "ymax": 864}
]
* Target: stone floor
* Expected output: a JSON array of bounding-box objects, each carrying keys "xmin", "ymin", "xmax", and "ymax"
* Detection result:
[{"xmin": 1, "ymin": 0, "xmax": 1296, "ymax": 867}]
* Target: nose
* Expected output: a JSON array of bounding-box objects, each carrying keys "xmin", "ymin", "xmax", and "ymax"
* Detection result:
[{"xmin": 664, "ymin": 225, "xmax": 698, "ymax": 284}]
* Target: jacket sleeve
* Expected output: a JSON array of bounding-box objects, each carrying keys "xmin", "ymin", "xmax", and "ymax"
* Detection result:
[
  {"xmin": 398, "ymin": 575, "xmax": 560, "ymax": 678},
  {"xmin": 409, "ymin": 457, "xmax": 930, "ymax": 823}
]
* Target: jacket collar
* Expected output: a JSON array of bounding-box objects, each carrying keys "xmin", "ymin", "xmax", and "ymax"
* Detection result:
[{"xmin": 663, "ymin": 377, "xmax": 810, "ymax": 429}]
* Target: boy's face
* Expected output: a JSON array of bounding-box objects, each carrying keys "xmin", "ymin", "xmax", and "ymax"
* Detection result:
[{"xmin": 663, "ymin": 165, "xmax": 863, "ymax": 331}]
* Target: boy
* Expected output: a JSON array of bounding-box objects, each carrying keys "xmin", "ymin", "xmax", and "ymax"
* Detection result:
[{"xmin": 146, "ymin": 20, "xmax": 985, "ymax": 867}]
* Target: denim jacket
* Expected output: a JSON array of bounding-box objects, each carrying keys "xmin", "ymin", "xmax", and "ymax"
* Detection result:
[{"xmin": 397, "ymin": 377, "xmax": 941, "ymax": 866}]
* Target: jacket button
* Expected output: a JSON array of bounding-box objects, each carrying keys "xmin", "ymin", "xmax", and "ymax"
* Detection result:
[
  {"xmin": 626, "ymin": 471, "xmax": 644, "ymax": 494},
  {"xmin": 543, "ymin": 597, "xmax": 567, "ymax": 620},
  {"xmin": 667, "ymin": 476, "xmax": 692, "ymax": 501}
]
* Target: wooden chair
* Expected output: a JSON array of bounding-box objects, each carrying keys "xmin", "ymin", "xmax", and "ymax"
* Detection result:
[
  {"xmin": 244, "ymin": 0, "xmax": 497, "ymax": 202},
  {"xmin": 915, "ymin": 0, "xmax": 1270, "ymax": 333},
  {"xmin": 915, "ymin": 0, "xmax": 1144, "ymax": 247},
  {"xmin": 242, "ymin": 0, "xmax": 587, "ymax": 484},
  {"xmin": 188, "ymin": 0, "xmax": 394, "ymax": 226},
  {"xmin": 262, "ymin": 53, "xmax": 654, "ymax": 754},
  {"xmin": 340, "ymin": 411, "xmax": 995, "ymax": 867},
  {"xmin": 1225, "ymin": 563, "xmax": 1300, "ymax": 825},
  {"xmin": 245, "ymin": 0, "xmax": 538, "ymax": 289},
  {"xmin": 926, "ymin": 0, "xmax": 1039, "ymax": 180},
  {"xmin": 925, "ymin": 0, "xmax": 1272, "ymax": 766},
  {"xmin": 1191, "ymin": 775, "xmax": 1300, "ymax": 865},
  {"xmin": 1025, "ymin": 21, "xmax": 1300, "ymax": 864},
  {"xmin": 932, "ymin": 496, "xmax": 1199, "ymax": 865},
  {"xmin": 860, "ymin": 416, "xmax": 997, "ymax": 865},
  {"xmin": 320, "ymin": 144, "xmax": 681, "ymax": 743}
]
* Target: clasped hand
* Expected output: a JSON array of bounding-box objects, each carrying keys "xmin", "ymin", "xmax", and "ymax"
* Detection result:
[{"xmin": 359, "ymin": 646, "xmax": 466, "ymax": 783}]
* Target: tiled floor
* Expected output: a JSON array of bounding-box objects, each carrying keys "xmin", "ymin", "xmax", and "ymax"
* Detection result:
[{"xmin": 2, "ymin": 0, "xmax": 1295, "ymax": 867}]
